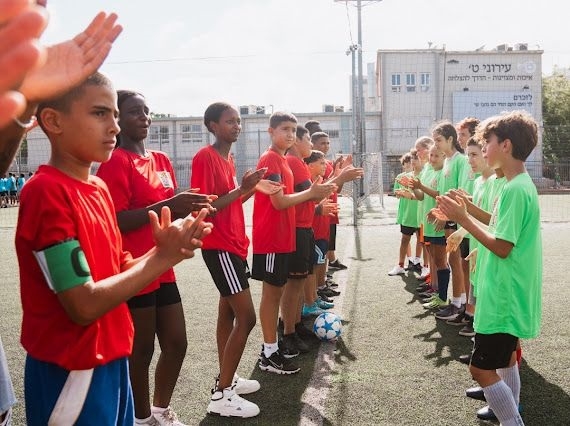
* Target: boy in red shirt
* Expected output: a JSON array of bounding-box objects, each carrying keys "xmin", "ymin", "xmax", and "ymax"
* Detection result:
[
  {"xmin": 16, "ymin": 72, "xmax": 211, "ymax": 425},
  {"xmin": 253, "ymin": 112, "xmax": 335, "ymax": 375}
]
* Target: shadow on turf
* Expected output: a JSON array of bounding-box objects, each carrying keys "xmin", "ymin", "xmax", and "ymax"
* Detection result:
[{"xmin": 197, "ymin": 317, "xmax": 348, "ymax": 425}]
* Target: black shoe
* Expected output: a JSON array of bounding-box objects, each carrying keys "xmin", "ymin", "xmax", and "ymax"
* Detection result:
[
  {"xmin": 459, "ymin": 354, "xmax": 472, "ymax": 365},
  {"xmin": 325, "ymin": 278, "xmax": 339, "ymax": 288},
  {"xmin": 466, "ymin": 386, "xmax": 486, "ymax": 401},
  {"xmin": 476, "ymin": 406, "xmax": 497, "ymax": 421},
  {"xmin": 293, "ymin": 332, "xmax": 310, "ymax": 353},
  {"xmin": 317, "ymin": 292, "xmax": 333, "ymax": 303},
  {"xmin": 279, "ymin": 334, "xmax": 300, "ymax": 358},
  {"xmin": 328, "ymin": 259, "xmax": 347, "ymax": 270},
  {"xmin": 319, "ymin": 286, "xmax": 341, "ymax": 297},
  {"xmin": 295, "ymin": 322, "xmax": 317, "ymax": 340},
  {"xmin": 258, "ymin": 349, "xmax": 300, "ymax": 374}
]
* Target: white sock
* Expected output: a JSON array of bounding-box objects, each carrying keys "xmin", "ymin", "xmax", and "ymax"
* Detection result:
[
  {"xmin": 460, "ymin": 292, "xmax": 467, "ymax": 305},
  {"xmin": 483, "ymin": 380, "xmax": 523, "ymax": 426},
  {"xmin": 497, "ymin": 364, "xmax": 521, "ymax": 405},
  {"xmin": 263, "ymin": 342, "xmax": 279, "ymax": 358},
  {"xmin": 151, "ymin": 406, "xmax": 167, "ymax": 414},
  {"xmin": 451, "ymin": 297, "xmax": 462, "ymax": 308},
  {"xmin": 135, "ymin": 416, "xmax": 154, "ymax": 425}
]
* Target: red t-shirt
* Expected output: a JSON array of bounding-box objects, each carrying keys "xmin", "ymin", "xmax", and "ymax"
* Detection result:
[
  {"xmin": 96, "ymin": 148, "xmax": 177, "ymax": 294},
  {"xmin": 324, "ymin": 160, "xmax": 340, "ymax": 225},
  {"xmin": 252, "ymin": 148, "xmax": 295, "ymax": 254},
  {"xmin": 191, "ymin": 145, "xmax": 249, "ymax": 259},
  {"xmin": 286, "ymin": 154, "xmax": 313, "ymax": 228},
  {"xmin": 312, "ymin": 204, "xmax": 331, "ymax": 241},
  {"xmin": 16, "ymin": 165, "xmax": 134, "ymax": 370}
]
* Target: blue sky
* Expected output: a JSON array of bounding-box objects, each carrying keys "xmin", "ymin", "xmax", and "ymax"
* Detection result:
[{"xmin": 42, "ymin": 0, "xmax": 569, "ymax": 116}]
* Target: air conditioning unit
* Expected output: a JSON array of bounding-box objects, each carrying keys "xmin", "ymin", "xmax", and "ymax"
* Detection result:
[
  {"xmin": 515, "ymin": 43, "xmax": 528, "ymax": 51},
  {"xmin": 322, "ymin": 104, "xmax": 334, "ymax": 113},
  {"xmin": 334, "ymin": 106, "xmax": 345, "ymax": 112},
  {"xmin": 496, "ymin": 43, "xmax": 508, "ymax": 52},
  {"xmin": 239, "ymin": 105, "xmax": 250, "ymax": 115},
  {"xmin": 255, "ymin": 106, "xmax": 266, "ymax": 115}
]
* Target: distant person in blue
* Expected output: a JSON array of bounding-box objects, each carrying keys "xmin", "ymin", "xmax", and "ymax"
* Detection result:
[
  {"xmin": 0, "ymin": 174, "xmax": 7, "ymax": 208},
  {"xmin": 16, "ymin": 173, "xmax": 26, "ymax": 203}
]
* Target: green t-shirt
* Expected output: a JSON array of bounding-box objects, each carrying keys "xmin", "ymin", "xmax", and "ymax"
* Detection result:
[
  {"xmin": 469, "ymin": 175, "xmax": 494, "ymax": 286},
  {"xmin": 474, "ymin": 173, "xmax": 542, "ymax": 339},
  {"xmin": 438, "ymin": 151, "xmax": 467, "ymax": 195},
  {"xmin": 421, "ymin": 167, "xmax": 444, "ymax": 238},
  {"xmin": 459, "ymin": 154, "xmax": 480, "ymax": 195},
  {"xmin": 395, "ymin": 172, "xmax": 420, "ymax": 228}
]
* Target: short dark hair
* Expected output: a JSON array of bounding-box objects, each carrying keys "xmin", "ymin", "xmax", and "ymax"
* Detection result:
[
  {"xmin": 116, "ymin": 90, "xmax": 145, "ymax": 146},
  {"xmin": 204, "ymin": 102, "xmax": 235, "ymax": 133},
  {"xmin": 296, "ymin": 125, "xmax": 309, "ymax": 140},
  {"xmin": 400, "ymin": 153, "xmax": 412, "ymax": 165},
  {"xmin": 37, "ymin": 72, "xmax": 114, "ymax": 132},
  {"xmin": 269, "ymin": 111, "xmax": 297, "ymax": 129},
  {"xmin": 476, "ymin": 111, "xmax": 538, "ymax": 161},
  {"xmin": 310, "ymin": 132, "xmax": 329, "ymax": 144},
  {"xmin": 304, "ymin": 149, "xmax": 325, "ymax": 165},
  {"xmin": 304, "ymin": 120, "xmax": 322, "ymax": 135},
  {"xmin": 466, "ymin": 136, "xmax": 481, "ymax": 148},
  {"xmin": 457, "ymin": 117, "xmax": 480, "ymax": 136}
]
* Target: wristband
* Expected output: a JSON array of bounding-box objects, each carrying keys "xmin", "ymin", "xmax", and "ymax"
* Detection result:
[{"xmin": 13, "ymin": 115, "xmax": 36, "ymax": 130}]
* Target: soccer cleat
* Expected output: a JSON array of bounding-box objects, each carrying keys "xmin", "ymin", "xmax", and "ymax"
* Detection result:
[
  {"xmin": 459, "ymin": 322, "xmax": 476, "ymax": 337},
  {"xmin": 319, "ymin": 285, "xmax": 340, "ymax": 297},
  {"xmin": 420, "ymin": 266, "xmax": 430, "ymax": 279},
  {"xmin": 207, "ymin": 387, "xmax": 260, "ymax": 418},
  {"xmin": 446, "ymin": 311, "xmax": 469, "ymax": 326},
  {"xmin": 325, "ymin": 278, "xmax": 339, "ymax": 288},
  {"xmin": 317, "ymin": 292, "xmax": 334, "ymax": 303},
  {"xmin": 302, "ymin": 302, "xmax": 325, "ymax": 317},
  {"xmin": 422, "ymin": 296, "xmax": 448, "ymax": 309},
  {"xmin": 150, "ymin": 406, "xmax": 186, "ymax": 426},
  {"xmin": 388, "ymin": 265, "xmax": 406, "ymax": 276},
  {"xmin": 259, "ymin": 350, "xmax": 300, "ymax": 374},
  {"xmin": 435, "ymin": 304, "xmax": 462, "ymax": 320},
  {"xmin": 279, "ymin": 333, "xmax": 300, "ymax": 358},
  {"xmin": 233, "ymin": 375, "xmax": 260, "ymax": 395},
  {"xmin": 465, "ymin": 386, "xmax": 486, "ymax": 401},
  {"xmin": 328, "ymin": 259, "xmax": 348, "ymax": 270},
  {"xmin": 316, "ymin": 297, "xmax": 334, "ymax": 310}
]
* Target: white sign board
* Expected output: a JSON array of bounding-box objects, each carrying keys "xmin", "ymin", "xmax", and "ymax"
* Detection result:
[{"xmin": 452, "ymin": 91, "xmax": 534, "ymax": 123}]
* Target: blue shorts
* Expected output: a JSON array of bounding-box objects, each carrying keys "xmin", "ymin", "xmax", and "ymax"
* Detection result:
[{"xmin": 25, "ymin": 355, "xmax": 133, "ymax": 425}]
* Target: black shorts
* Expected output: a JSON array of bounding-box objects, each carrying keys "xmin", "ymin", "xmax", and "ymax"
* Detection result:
[
  {"xmin": 444, "ymin": 221, "xmax": 458, "ymax": 230},
  {"xmin": 9, "ymin": 190, "xmax": 16, "ymax": 196},
  {"xmin": 0, "ymin": 191, "xmax": 6, "ymax": 197},
  {"xmin": 202, "ymin": 249, "xmax": 250, "ymax": 297},
  {"xmin": 400, "ymin": 225, "xmax": 418, "ymax": 236},
  {"xmin": 471, "ymin": 333, "xmax": 518, "ymax": 370},
  {"xmin": 288, "ymin": 228, "xmax": 314, "ymax": 279},
  {"xmin": 127, "ymin": 282, "xmax": 181, "ymax": 309},
  {"xmin": 314, "ymin": 239, "xmax": 328, "ymax": 265},
  {"xmin": 328, "ymin": 224, "xmax": 337, "ymax": 251},
  {"xmin": 424, "ymin": 236, "xmax": 446, "ymax": 246},
  {"xmin": 252, "ymin": 253, "xmax": 291, "ymax": 287},
  {"xmin": 460, "ymin": 238, "xmax": 470, "ymax": 259}
]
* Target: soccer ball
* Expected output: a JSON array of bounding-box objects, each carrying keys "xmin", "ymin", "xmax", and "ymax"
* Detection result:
[{"xmin": 313, "ymin": 312, "xmax": 342, "ymax": 341}]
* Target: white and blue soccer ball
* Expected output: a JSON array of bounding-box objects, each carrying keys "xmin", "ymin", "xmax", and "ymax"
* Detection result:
[{"xmin": 313, "ymin": 312, "xmax": 342, "ymax": 341}]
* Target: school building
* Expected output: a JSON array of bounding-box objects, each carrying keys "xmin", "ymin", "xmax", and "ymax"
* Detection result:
[{"xmin": 19, "ymin": 45, "xmax": 543, "ymax": 189}]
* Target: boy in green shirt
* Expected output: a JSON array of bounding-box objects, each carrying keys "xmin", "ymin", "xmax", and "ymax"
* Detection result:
[{"xmin": 437, "ymin": 111, "xmax": 541, "ymax": 426}]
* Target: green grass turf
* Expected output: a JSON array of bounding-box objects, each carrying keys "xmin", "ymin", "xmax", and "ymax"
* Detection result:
[{"xmin": 0, "ymin": 195, "xmax": 569, "ymax": 425}]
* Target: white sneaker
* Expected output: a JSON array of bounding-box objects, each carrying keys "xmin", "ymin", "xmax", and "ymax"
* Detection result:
[
  {"xmin": 207, "ymin": 387, "xmax": 260, "ymax": 418},
  {"xmin": 233, "ymin": 374, "xmax": 260, "ymax": 395},
  {"xmin": 388, "ymin": 265, "xmax": 405, "ymax": 276},
  {"xmin": 0, "ymin": 407, "xmax": 12, "ymax": 426},
  {"xmin": 150, "ymin": 406, "xmax": 187, "ymax": 426},
  {"xmin": 420, "ymin": 266, "xmax": 430, "ymax": 278},
  {"xmin": 135, "ymin": 415, "xmax": 160, "ymax": 426}
]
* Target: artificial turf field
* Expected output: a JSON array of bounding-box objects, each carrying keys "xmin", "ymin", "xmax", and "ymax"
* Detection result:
[{"xmin": 0, "ymin": 194, "xmax": 569, "ymax": 425}]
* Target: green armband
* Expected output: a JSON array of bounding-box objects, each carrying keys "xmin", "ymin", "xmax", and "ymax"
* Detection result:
[{"xmin": 34, "ymin": 239, "xmax": 92, "ymax": 293}]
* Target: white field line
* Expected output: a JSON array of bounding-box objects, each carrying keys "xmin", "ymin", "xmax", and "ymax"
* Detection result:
[{"xmin": 299, "ymin": 226, "xmax": 354, "ymax": 426}]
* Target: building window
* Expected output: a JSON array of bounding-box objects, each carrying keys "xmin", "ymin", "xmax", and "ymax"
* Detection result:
[
  {"xmin": 325, "ymin": 129, "xmax": 339, "ymax": 139},
  {"xmin": 420, "ymin": 72, "xmax": 431, "ymax": 92},
  {"xmin": 149, "ymin": 125, "xmax": 169, "ymax": 144},
  {"xmin": 181, "ymin": 124, "xmax": 202, "ymax": 143},
  {"xmin": 391, "ymin": 73, "xmax": 401, "ymax": 93},
  {"xmin": 405, "ymin": 73, "xmax": 416, "ymax": 92}
]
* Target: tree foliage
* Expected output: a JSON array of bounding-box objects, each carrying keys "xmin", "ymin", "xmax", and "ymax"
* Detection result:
[{"xmin": 542, "ymin": 66, "xmax": 570, "ymax": 162}]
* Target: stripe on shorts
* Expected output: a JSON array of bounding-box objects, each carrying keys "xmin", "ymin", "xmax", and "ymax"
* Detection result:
[
  {"xmin": 218, "ymin": 251, "xmax": 242, "ymax": 295},
  {"xmin": 265, "ymin": 253, "xmax": 275, "ymax": 273}
]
